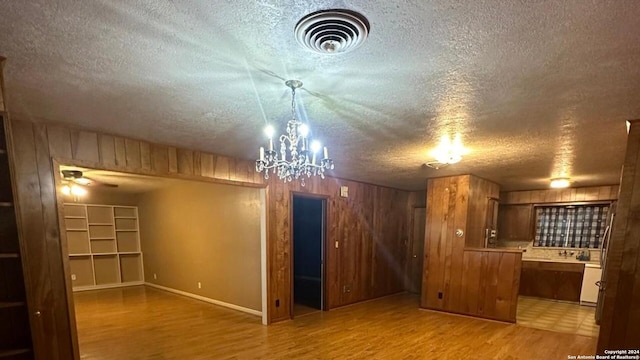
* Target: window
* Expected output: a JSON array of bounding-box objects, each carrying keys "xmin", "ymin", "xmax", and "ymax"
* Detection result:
[{"xmin": 534, "ymin": 204, "xmax": 610, "ymax": 249}]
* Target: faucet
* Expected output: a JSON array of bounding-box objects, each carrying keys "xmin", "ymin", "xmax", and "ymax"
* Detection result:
[{"xmin": 558, "ymin": 250, "xmax": 575, "ymax": 258}]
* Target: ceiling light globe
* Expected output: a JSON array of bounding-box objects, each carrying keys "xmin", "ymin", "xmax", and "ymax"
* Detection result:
[
  {"xmin": 311, "ymin": 140, "xmax": 322, "ymax": 153},
  {"xmin": 264, "ymin": 125, "xmax": 275, "ymax": 139},
  {"xmin": 71, "ymin": 184, "xmax": 87, "ymax": 196},
  {"xmin": 299, "ymin": 124, "xmax": 309, "ymax": 137},
  {"xmin": 75, "ymin": 177, "xmax": 91, "ymax": 185}
]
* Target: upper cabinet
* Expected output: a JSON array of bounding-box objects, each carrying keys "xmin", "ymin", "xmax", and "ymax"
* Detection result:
[{"xmin": 497, "ymin": 204, "xmax": 534, "ymax": 242}]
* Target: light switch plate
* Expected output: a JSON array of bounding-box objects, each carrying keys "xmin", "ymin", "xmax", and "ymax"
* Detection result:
[{"xmin": 340, "ymin": 186, "xmax": 348, "ymax": 198}]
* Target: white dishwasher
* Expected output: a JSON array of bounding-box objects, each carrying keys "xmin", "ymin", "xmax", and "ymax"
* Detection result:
[{"xmin": 580, "ymin": 263, "xmax": 602, "ymax": 306}]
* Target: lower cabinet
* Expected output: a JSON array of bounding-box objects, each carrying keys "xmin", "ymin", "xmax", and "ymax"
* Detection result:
[{"xmin": 519, "ymin": 261, "xmax": 584, "ymax": 302}]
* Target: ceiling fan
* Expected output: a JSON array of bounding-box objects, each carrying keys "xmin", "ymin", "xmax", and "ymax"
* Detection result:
[{"xmin": 61, "ymin": 169, "xmax": 118, "ymax": 188}]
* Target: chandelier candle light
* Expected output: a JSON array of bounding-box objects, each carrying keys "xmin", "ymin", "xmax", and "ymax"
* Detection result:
[{"xmin": 256, "ymin": 80, "xmax": 334, "ymax": 186}]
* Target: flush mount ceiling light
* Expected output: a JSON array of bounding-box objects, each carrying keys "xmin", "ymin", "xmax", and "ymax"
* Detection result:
[
  {"xmin": 550, "ymin": 178, "xmax": 571, "ymax": 188},
  {"xmin": 256, "ymin": 80, "xmax": 334, "ymax": 186},
  {"xmin": 295, "ymin": 9, "xmax": 370, "ymax": 55},
  {"xmin": 425, "ymin": 134, "xmax": 469, "ymax": 169}
]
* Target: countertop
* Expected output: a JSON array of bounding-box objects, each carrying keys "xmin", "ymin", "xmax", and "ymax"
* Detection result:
[{"xmin": 521, "ymin": 256, "xmax": 601, "ymax": 266}]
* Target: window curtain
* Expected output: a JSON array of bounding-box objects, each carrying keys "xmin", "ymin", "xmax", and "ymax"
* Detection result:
[{"xmin": 535, "ymin": 205, "xmax": 609, "ymax": 248}]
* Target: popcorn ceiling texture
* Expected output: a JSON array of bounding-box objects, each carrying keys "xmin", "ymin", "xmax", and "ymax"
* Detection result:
[{"xmin": 1, "ymin": 0, "xmax": 639, "ymax": 191}]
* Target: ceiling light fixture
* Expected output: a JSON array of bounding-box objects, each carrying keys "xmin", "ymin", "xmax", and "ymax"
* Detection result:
[
  {"xmin": 61, "ymin": 184, "xmax": 87, "ymax": 197},
  {"xmin": 550, "ymin": 178, "xmax": 570, "ymax": 189},
  {"xmin": 426, "ymin": 134, "xmax": 468, "ymax": 169},
  {"xmin": 256, "ymin": 80, "xmax": 334, "ymax": 186}
]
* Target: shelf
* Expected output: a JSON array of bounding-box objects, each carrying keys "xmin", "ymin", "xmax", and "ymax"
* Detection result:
[
  {"xmin": 0, "ymin": 349, "xmax": 30, "ymax": 358},
  {"xmin": 0, "ymin": 301, "xmax": 25, "ymax": 309},
  {"xmin": 0, "ymin": 202, "xmax": 12, "ymax": 207},
  {"xmin": 0, "ymin": 253, "xmax": 19, "ymax": 259},
  {"xmin": 65, "ymin": 203, "xmax": 143, "ymax": 291}
]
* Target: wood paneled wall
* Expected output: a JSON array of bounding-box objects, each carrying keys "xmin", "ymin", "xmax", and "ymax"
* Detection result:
[
  {"xmin": 501, "ymin": 185, "xmax": 619, "ymax": 205},
  {"xmin": 466, "ymin": 176, "xmax": 500, "ymax": 248},
  {"xmin": 268, "ymin": 176, "xmax": 411, "ymax": 321},
  {"xmin": 8, "ymin": 119, "xmax": 414, "ymax": 347},
  {"xmin": 597, "ymin": 120, "xmax": 640, "ymax": 352},
  {"xmin": 422, "ymin": 175, "xmax": 521, "ymax": 322},
  {"xmin": 459, "ymin": 249, "xmax": 521, "ymax": 321}
]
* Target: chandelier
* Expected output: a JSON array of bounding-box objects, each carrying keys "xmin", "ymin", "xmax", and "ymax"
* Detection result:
[{"xmin": 256, "ymin": 80, "xmax": 334, "ymax": 185}]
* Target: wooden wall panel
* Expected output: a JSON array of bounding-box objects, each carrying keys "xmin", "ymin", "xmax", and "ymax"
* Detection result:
[
  {"xmin": 47, "ymin": 126, "xmax": 73, "ymax": 159},
  {"xmin": 466, "ymin": 176, "xmax": 500, "ymax": 248},
  {"xmin": 8, "ymin": 119, "xmax": 413, "ymax": 336},
  {"xmin": 10, "ymin": 121, "xmax": 76, "ymax": 359},
  {"xmin": 422, "ymin": 175, "xmax": 520, "ymax": 322},
  {"xmin": 124, "ymin": 139, "xmax": 141, "ymax": 169},
  {"xmin": 98, "ymin": 134, "xmax": 116, "ymax": 167},
  {"xmin": 176, "ymin": 149, "xmax": 193, "ymax": 175},
  {"xmin": 501, "ymin": 185, "xmax": 618, "ymax": 205},
  {"xmin": 597, "ymin": 120, "xmax": 640, "ymax": 352},
  {"xmin": 139, "ymin": 141, "xmax": 151, "ymax": 171},
  {"xmin": 70, "ymin": 130, "xmax": 99, "ymax": 163},
  {"xmin": 114, "ymin": 137, "xmax": 126, "ymax": 167}
]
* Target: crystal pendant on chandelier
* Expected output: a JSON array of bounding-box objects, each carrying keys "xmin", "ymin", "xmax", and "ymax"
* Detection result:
[{"xmin": 256, "ymin": 80, "xmax": 334, "ymax": 186}]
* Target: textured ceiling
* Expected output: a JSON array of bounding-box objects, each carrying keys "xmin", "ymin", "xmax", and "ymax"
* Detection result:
[{"xmin": 2, "ymin": 1, "xmax": 640, "ymax": 191}]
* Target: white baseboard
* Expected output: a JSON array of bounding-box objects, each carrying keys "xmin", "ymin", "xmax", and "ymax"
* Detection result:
[
  {"xmin": 73, "ymin": 281, "xmax": 144, "ymax": 292},
  {"xmin": 144, "ymin": 282, "xmax": 262, "ymax": 317}
]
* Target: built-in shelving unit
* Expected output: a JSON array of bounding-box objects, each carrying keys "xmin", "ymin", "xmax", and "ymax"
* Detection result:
[
  {"xmin": 63, "ymin": 204, "xmax": 144, "ymax": 291},
  {"xmin": 0, "ymin": 114, "xmax": 34, "ymax": 359}
]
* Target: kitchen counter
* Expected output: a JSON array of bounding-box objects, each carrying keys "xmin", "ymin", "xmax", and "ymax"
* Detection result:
[{"xmin": 521, "ymin": 256, "xmax": 600, "ymax": 266}]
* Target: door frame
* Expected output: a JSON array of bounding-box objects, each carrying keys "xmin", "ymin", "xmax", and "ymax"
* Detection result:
[{"xmin": 289, "ymin": 191, "xmax": 329, "ymax": 318}]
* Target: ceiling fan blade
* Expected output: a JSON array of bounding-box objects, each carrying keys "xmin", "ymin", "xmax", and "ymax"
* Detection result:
[{"xmin": 83, "ymin": 176, "xmax": 118, "ymax": 188}]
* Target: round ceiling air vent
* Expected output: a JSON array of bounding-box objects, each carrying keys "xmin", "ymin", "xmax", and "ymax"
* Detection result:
[{"xmin": 295, "ymin": 9, "xmax": 370, "ymax": 55}]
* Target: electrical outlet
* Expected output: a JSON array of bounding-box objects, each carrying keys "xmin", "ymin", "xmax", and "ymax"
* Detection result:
[
  {"xmin": 438, "ymin": 292, "xmax": 443, "ymax": 299},
  {"xmin": 197, "ymin": 282, "xmax": 202, "ymax": 289},
  {"xmin": 153, "ymin": 273, "xmax": 157, "ymax": 280},
  {"xmin": 71, "ymin": 274, "xmax": 76, "ymax": 281},
  {"xmin": 343, "ymin": 285, "xmax": 351, "ymax": 293},
  {"xmin": 275, "ymin": 299, "xmax": 280, "ymax": 307}
]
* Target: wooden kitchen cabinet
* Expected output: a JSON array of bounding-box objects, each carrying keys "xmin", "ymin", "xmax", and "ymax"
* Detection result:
[
  {"xmin": 519, "ymin": 261, "xmax": 584, "ymax": 302},
  {"xmin": 497, "ymin": 204, "xmax": 534, "ymax": 242}
]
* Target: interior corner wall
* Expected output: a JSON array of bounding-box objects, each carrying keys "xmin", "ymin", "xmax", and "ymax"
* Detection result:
[{"xmin": 137, "ymin": 180, "xmax": 262, "ymax": 312}]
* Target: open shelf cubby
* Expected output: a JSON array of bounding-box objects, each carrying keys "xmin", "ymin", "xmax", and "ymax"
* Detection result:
[{"xmin": 63, "ymin": 204, "xmax": 143, "ymax": 291}]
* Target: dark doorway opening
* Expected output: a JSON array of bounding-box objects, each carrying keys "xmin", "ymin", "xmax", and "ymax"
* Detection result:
[{"xmin": 292, "ymin": 195, "xmax": 325, "ymax": 316}]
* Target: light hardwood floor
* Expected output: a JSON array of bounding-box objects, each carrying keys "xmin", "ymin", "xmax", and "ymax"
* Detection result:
[{"xmin": 74, "ymin": 286, "xmax": 596, "ymax": 359}]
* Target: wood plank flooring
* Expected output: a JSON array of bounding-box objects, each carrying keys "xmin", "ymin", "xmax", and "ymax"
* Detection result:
[{"xmin": 74, "ymin": 286, "xmax": 596, "ymax": 359}]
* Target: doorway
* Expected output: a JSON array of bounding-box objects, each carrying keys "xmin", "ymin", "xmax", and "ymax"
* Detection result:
[{"xmin": 292, "ymin": 194, "xmax": 326, "ymax": 316}]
